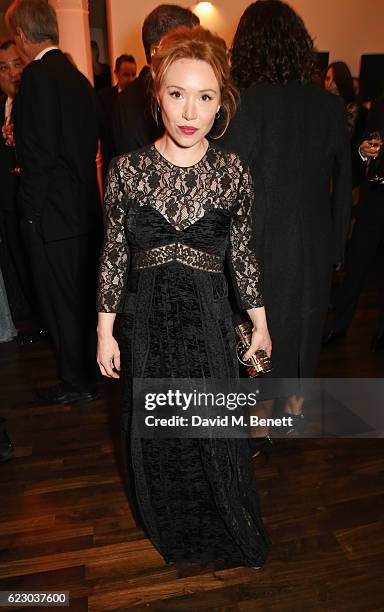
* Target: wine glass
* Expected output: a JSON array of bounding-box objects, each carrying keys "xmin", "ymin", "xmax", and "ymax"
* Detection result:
[
  {"xmin": 1, "ymin": 121, "xmax": 21, "ymax": 174},
  {"xmin": 2, "ymin": 121, "xmax": 15, "ymax": 147}
]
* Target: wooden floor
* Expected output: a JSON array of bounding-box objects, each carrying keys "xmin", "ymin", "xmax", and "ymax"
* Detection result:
[{"xmin": 0, "ymin": 255, "xmax": 383, "ymax": 611}]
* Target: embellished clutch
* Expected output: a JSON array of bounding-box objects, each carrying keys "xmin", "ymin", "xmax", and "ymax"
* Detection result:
[{"xmin": 235, "ymin": 321, "xmax": 273, "ymax": 377}]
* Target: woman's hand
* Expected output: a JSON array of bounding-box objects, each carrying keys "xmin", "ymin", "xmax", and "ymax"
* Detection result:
[
  {"xmin": 97, "ymin": 312, "xmax": 119, "ymax": 378},
  {"xmin": 243, "ymin": 324, "xmax": 272, "ymax": 361},
  {"xmin": 244, "ymin": 306, "xmax": 272, "ymax": 361},
  {"xmin": 97, "ymin": 334, "xmax": 120, "ymax": 378}
]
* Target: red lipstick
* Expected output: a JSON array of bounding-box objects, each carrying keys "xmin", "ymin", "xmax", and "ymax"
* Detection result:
[{"xmin": 178, "ymin": 126, "xmax": 198, "ymax": 135}]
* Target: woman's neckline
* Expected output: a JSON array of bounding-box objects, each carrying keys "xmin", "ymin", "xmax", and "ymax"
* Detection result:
[{"xmin": 153, "ymin": 140, "xmax": 210, "ymax": 169}]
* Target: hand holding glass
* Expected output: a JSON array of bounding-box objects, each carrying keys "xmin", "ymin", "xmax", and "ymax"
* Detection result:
[{"xmin": 2, "ymin": 121, "xmax": 15, "ymax": 147}]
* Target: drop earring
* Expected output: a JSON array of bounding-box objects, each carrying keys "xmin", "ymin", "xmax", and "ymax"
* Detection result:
[{"xmin": 155, "ymin": 104, "xmax": 161, "ymax": 126}]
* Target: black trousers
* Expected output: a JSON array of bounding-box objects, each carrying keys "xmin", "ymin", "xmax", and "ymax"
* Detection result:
[
  {"xmin": 3, "ymin": 209, "xmax": 41, "ymax": 322},
  {"xmin": 21, "ymin": 220, "xmax": 99, "ymax": 389},
  {"xmin": 333, "ymin": 185, "xmax": 384, "ymax": 333}
]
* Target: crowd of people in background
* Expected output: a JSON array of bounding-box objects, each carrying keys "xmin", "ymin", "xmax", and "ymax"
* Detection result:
[
  {"xmin": 1, "ymin": 1, "xmax": 383, "ymax": 364},
  {"xmin": 0, "ymin": 1, "xmax": 383, "ymax": 568}
]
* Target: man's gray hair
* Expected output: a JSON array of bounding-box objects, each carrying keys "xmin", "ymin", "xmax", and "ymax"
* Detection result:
[{"xmin": 6, "ymin": 0, "xmax": 59, "ymax": 46}]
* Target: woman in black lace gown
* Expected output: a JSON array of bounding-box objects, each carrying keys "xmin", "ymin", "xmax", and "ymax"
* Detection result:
[{"xmin": 97, "ymin": 26, "xmax": 272, "ymax": 567}]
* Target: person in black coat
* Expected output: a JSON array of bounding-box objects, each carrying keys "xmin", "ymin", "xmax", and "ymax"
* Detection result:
[
  {"xmin": 0, "ymin": 39, "xmax": 45, "ymax": 336},
  {"xmin": 98, "ymin": 54, "xmax": 136, "ymax": 179},
  {"xmin": 324, "ymin": 61, "xmax": 368, "ymax": 190},
  {"xmin": 91, "ymin": 40, "xmax": 111, "ymax": 91},
  {"xmin": 324, "ymin": 96, "xmax": 384, "ymax": 351},
  {"xmin": 112, "ymin": 4, "xmax": 199, "ymax": 155},
  {"xmin": 0, "ymin": 41, "xmax": 20, "ymax": 214},
  {"xmin": 7, "ymin": 0, "xmax": 102, "ymax": 404},
  {"xmin": 0, "ymin": 42, "xmax": 22, "ymax": 313},
  {"xmin": 0, "ymin": 40, "xmax": 21, "ymax": 463},
  {"xmin": 221, "ymin": 0, "xmax": 352, "ymax": 378}
]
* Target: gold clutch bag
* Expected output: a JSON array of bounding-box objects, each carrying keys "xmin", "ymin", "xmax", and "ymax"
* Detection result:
[{"xmin": 235, "ymin": 321, "xmax": 273, "ymax": 377}]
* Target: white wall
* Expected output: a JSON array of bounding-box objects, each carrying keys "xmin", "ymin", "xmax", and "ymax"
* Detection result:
[{"xmin": 106, "ymin": 0, "xmax": 384, "ymax": 77}]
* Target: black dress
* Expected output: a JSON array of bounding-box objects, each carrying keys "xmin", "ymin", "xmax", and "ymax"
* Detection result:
[{"xmin": 97, "ymin": 143, "xmax": 271, "ymax": 566}]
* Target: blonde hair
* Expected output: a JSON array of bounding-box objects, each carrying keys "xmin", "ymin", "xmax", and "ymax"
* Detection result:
[{"xmin": 151, "ymin": 25, "xmax": 238, "ymax": 138}]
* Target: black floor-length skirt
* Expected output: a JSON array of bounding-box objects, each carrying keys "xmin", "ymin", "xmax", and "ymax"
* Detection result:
[{"xmin": 120, "ymin": 264, "xmax": 271, "ymax": 566}]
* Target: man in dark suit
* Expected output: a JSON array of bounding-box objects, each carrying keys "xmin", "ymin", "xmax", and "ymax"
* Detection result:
[
  {"xmin": 0, "ymin": 39, "xmax": 22, "ymax": 463},
  {"xmin": 98, "ymin": 54, "xmax": 136, "ymax": 179},
  {"xmin": 0, "ymin": 38, "xmax": 45, "ymax": 339},
  {"xmin": 6, "ymin": 0, "xmax": 102, "ymax": 404},
  {"xmin": 112, "ymin": 4, "xmax": 199, "ymax": 155},
  {"xmin": 0, "ymin": 40, "xmax": 22, "ymax": 293},
  {"xmin": 91, "ymin": 40, "xmax": 111, "ymax": 91},
  {"xmin": 0, "ymin": 40, "xmax": 21, "ymax": 212},
  {"xmin": 324, "ymin": 96, "xmax": 384, "ymax": 351}
]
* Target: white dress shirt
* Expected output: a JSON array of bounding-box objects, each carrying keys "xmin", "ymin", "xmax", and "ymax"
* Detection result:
[
  {"xmin": 34, "ymin": 46, "xmax": 59, "ymax": 62},
  {"xmin": 4, "ymin": 96, "xmax": 13, "ymax": 125}
]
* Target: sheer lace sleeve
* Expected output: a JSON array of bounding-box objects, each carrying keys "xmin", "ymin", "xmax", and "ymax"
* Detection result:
[
  {"xmin": 229, "ymin": 165, "xmax": 264, "ymax": 309},
  {"xmin": 97, "ymin": 158, "xmax": 129, "ymax": 313}
]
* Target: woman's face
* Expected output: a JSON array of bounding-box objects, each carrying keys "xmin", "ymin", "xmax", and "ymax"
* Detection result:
[
  {"xmin": 324, "ymin": 67, "xmax": 338, "ymax": 94},
  {"xmin": 157, "ymin": 58, "xmax": 221, "ymax": 148}
]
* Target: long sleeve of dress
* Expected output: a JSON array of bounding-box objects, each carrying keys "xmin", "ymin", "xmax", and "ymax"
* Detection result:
[
  {"xmin": 97, "ymin": 158, "xmax": 129, "ymax": 313},
  {"xmin": 229, "ymin": 166, "xmax": 264, "ymax": 310}
]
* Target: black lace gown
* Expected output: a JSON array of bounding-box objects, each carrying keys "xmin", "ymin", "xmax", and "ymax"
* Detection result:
[{"xmin": 97, "ymin": 143, "xmax": 271, "ymax": 567}]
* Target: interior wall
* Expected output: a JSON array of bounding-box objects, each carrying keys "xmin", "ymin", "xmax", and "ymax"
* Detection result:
[
  {"xmin": 106, "ymin": 0, "xmax": 384, "ymax": 77},
  {"xmin": 1, "ymin": 1, "xmax": 384, "ymax": 81}
]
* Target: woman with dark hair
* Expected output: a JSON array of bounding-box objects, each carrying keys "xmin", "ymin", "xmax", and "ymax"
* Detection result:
[
  {"xmin": 222, "ymin": 0, "xmax": 352, "ymax": 378},
  {"xmin": 325, "ymin": 62, "xmax": 355, "ymax": 104},
  {"xmin": 324, "ymin": 61, "xmax": 368, "ymax": 187},
  {"xmin": 231, "ymin": 0, "xmax": 314, "ymax": 87},
  {"xmin": 97, "ymin": 25, "xmax": 271, "ymax": 568},
  {"xmin": 324, "ymin": 61, "xmax": 363, "ymax": 134}
]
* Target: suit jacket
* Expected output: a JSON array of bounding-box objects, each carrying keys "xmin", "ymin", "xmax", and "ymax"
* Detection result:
[
  {"xmin": 220, "ymin": 82, "xmax": 352, "ymax": 376},
  {"xmin": 112, "ymin": 67, "xmax": 163, "ymax": 155},
  {"xmin": 14, "ymin": 49, "xmax": 101, "ymax": 242},
  {"xmin": 0, "ymin": 96, "xmax": 18, "ymax": 212},
  {"xmin": 98, "ymin": 84, "xmax": 119, "ymax": 179}
]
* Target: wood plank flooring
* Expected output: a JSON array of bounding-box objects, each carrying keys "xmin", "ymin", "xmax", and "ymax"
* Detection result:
[{"xmin": 0, "ymin": 254, "xmax": 383, "ymax": 611}]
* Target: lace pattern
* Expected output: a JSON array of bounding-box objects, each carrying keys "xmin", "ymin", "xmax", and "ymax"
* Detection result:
[
  {"xmin": 98, "ymin": 166, "xmax": 130, "ymax": 313},
  {"xmin": 229, "ymin": 166, "xmax": 263, "ymax": 308},
  {"xmin": 97, "ymin": 144, "xmax": 263, "ymax": 312},
  {"xmin": 132, "ymin": 243, "xmax": 223, "ymax": 273}
]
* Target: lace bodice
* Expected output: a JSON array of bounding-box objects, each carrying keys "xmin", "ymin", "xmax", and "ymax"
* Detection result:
[{"xmin": 97, "ymin": 143, "xmax": 263, "ymax": 312}]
